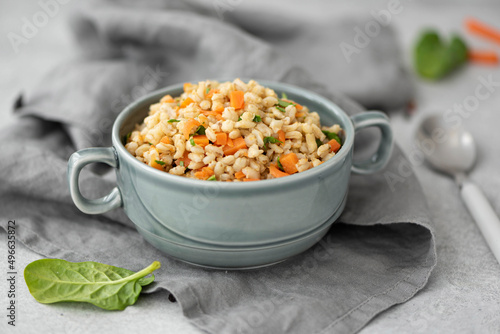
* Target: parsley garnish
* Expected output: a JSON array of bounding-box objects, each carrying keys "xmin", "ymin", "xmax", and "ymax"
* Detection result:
[
  {"xmin": 195, "ymin": 125, "xmax": 206, "ymax": 135},
  {"xmin": 277, "ymin": 156, "xmax": 284, "ymax": 171},
  {"xmin": 275, "ymin": 106, "xmax": 286, "ymax": 113},
  {"xmin": 316, "ymin": 138, "xmax": 323, "ymax": 147},
  {"xmin": 122, "ymin": 132, "xmax": 131, "ymax": 144},
  {"xmin": 277, "ymin": 100, "xmax": 294, "ymax": 108},
  {"xmin": 253, "ymin": 115, "xmax": 262, "ymax": 122},
  {"xmin": 148, "ymin": 142, "xmax": 153, "ymax": 145},
  {"xmin": 281, "ymin": 92, "xmax": 288, "ymax": 99},
  {"xmin": 237, "ymin": 117, "xmax": 242, "ymax": 121},
  {"xmin": 205, "ymin": 87, "xmax": 210, "ymax": 94},
  {"xmin": 322, "ymin": 130, "xmax": 342, "ymax": 145},
  {"xmin": 168, "ymin": 119, "xmax": 180, "ymax": 123},
  {"xmin": 207, "ymin": 175, "xmax": 216, "ymax": 181},
  {"xmin": 154, "ymin": 160, "xmax": 165, "ymax": 166},
  {"xmin": 263, "ymin": 136, "xmax": 282, "ymax": 149},
  {"xmin": 190, "ymin": 137, "xmax": 196, "ymax": 146},
  {"xmin": 180, "ymin": 161, "xmax": 185, "ymax": 167}
]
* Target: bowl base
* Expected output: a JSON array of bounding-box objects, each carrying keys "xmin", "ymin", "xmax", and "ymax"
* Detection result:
[{"xmin": 134, "ymin": 193, "xmax": 347, "ymax": 270}]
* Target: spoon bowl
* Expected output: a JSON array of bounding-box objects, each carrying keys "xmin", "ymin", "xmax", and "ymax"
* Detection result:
[
  {"xmin": 416, "ymin": 113, "xmax": 500, "ymax": 266},
  {"xmin": 416, "ymin": 114, "xmax": 476, "ymax": 176}
]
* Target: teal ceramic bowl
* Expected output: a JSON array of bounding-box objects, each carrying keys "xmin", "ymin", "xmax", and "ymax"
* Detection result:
[{"xmin": 68, "ymin": 80, "xmax": 393, "ymax": 269}]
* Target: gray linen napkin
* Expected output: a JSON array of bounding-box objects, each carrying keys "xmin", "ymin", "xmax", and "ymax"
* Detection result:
[{"xmin": 0, "ymin": 1, "xmax": 435, "ymax": 333}]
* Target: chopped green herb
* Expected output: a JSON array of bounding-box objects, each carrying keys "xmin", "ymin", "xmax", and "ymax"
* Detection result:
[
  {"xmin": 277, "ymin": 100, "xmax": 295, "ymax": 108},
  {"xmin": 154, "ymin": 160, "xmax": 165, "ymax": 166},
  {"xmin": 167, "ymin": 119, "xmax": 180, "ymax": 123},
  {"xmin": 195, "ymin": 125, "xmax": 206, "ymax": 135},
  {"xmin": 190, "ymin": 137, "xmax": 196, "ymax": 146},
  {"xmin": 207, "ymin": 175, "xmax": 216, "ymax": 181},
  {"xmin": 205, "ymin": 87, "xmax": 210, "ymax": 95},
  {"xmin": 148, "ymin": 142, "xmax": 153, "ymax": 146},
  {"xmin": 316, "ymin": 138, "xmax": 323, "ymax": 147},
  {"xmin": 277, "ymin": 156, "xmax": 284, "ymax": 171},
  {"xmin": 122, "ymin": 132, "xmax": 132, "ymax": 144},
  {"xmin": 275, "ymin": 106, "xmax": 286, "ymax": 113},
  {"xmin": 322, "ymin": 130, "xmax": 342, "ymax": 145},
  {"xmin": 180, "ymin": 161, "xmax": 185, "ymax": 167},
  {"xmin": 238, "ymin": 117, "xmax": 242, "ymax": 121},
  {"xmin": 281, "ymin": 92, "xmax": 288, "ymax": 99},
  {"xmin": 253, "ymin": 115, "xmax": 262, "ymax": 122},
  {"xmin": 263, "ymin": 136, "xmax": 282, "ymax": 149}
]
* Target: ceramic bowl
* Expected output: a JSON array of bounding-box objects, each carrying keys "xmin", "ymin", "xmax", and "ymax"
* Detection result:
[{"xmin": 67, "ymin": 80, "xmax": 393, "ymax": 268}]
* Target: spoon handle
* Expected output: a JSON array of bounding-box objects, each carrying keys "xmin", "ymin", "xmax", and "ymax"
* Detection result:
[{"xmin": 461, "ymin": 180, "xmax": 500, "ymax": 265}]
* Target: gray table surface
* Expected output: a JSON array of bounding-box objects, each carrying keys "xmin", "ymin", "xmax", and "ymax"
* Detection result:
[{"xmin": 1, "ymin": 1, "xmax": 500, "ymax": 333}]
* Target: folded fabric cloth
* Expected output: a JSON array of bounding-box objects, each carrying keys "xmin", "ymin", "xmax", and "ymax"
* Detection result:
[{"xmin": 0, "ymin": 1, "xmax": 435, "ymax": 333}]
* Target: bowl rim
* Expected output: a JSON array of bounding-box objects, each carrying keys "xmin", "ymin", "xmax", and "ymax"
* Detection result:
[{"xmin": 112, "ymin": 79, "xmax": 355, "ymax": 190}]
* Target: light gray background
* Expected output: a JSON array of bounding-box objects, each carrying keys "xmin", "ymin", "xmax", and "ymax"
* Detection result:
[{"xmin": 1, "ymin": 1, "xmax": 500, "ymax": 333}]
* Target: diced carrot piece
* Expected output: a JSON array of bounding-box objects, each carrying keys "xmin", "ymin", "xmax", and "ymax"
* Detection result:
[
  {"xmin": 183, "ymin": 118, "xmax": 201, "ymax": 139},
  {"xmin": 198, "ymin": 114, "xmax": 208, "ymax": 126},
  {"xmin": 223, "ymin": 137, "xmax": 247, "ymax": 156},
  {"xmin": 296, "ymin": 112, "xmax": 304, "ymax": 118},
  {"xmin": 243, "ymin": 178, "xmax": 260, "ymax": 182},
  {"xmin": 160, "ymin": 95, "xmax": 174, "ymax": 103},
  {"xmin": 277, "ymin": 130, "xmax": 286, "ymax": 144},
  {"xmin": 215, "ymin": 132, "xmax": 228, "ymax": 146},
  {"xmin": 468, "ymin": 50, "xmax": 499, "ymax": 65},
  {"xmin": 206, "ymin": 89, "xmax": 219, "ymax": 99},
  {"xmin": 201, "ymin": 110, "xmax": 215, "ymax": 117},
  {"xmin": 195, "ymin": 166, "xmax": 214, "ymax": 180},
  {"xmin": 193, "ymin": 135, "xmax": 209, "ymax": 147},
  {"xmin": 328, "ymin": 139, "xmax": 341, "ymax": 153},
  {"xmin": 280, "ymin": 153, "xmax": 299, "ymax": 174},
  {"xmin": 213, "ymin": 105, "xmax": 224, "ymax": 113},
  {"xmin": 230, "ymin": 90, "xmax": 245, "ymax": 109},
  {"xmin": 183, "ymin": 82, "xmax": 193, "ymax": 91},
  {"xmin": 151, "ymin": 160, "xmax": 164, "ymax": 171},
  {"xmin": 283, "ymin": 99, "xmax": 303, "ymax": 111},
  {"xmin": 226, "ymin": 137, "xmax": 234, "ymax": 147},
  {"xmin": 176, "ymin": 151, "xmax": 191, "ymax": 167},
  {"xmin": 180, "ymin": 97, "xmax": 195, "ymax": 108},
  {"xmin": 269, "ymin": 164, "xmax": 290, "ymax": 178},
  {"xmin": 160, "ymin": 136, "xmax": 171, "ymax": 145},
  {"xmin": 234, "ymin": 171, "xmax": 246, "ymax": 179},
  {"xmin": 465, "ymin": 17, "xmax": 500, "ymax": 45}
]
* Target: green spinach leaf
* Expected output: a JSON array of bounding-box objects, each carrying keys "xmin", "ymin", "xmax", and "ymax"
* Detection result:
[
  {"xmin": 414, "ymin": 30, "xmax": 468, "ymax": 80},
  {"xmin": 24, "ymin": 259, "xmax": 160, "ymax": 311}
]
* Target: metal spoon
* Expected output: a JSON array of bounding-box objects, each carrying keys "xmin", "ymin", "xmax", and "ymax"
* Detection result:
[{"xmin": 416, "ymin": 114, "xmax": 500, "ymax": 265}]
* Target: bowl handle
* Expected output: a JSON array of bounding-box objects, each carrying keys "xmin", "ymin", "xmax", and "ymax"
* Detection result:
[
  {"xmin": 67, "ymin": 147, "xmax": 122, "ymax": 214},
  {"xmin": 350, "ymin": 111, "xmax": 394, "ymax": 174}
]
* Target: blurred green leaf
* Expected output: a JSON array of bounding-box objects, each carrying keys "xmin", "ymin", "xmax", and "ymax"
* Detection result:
[{"xmin": 414, "ymin": 30, "xmax": 468, "ymax": 80}]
